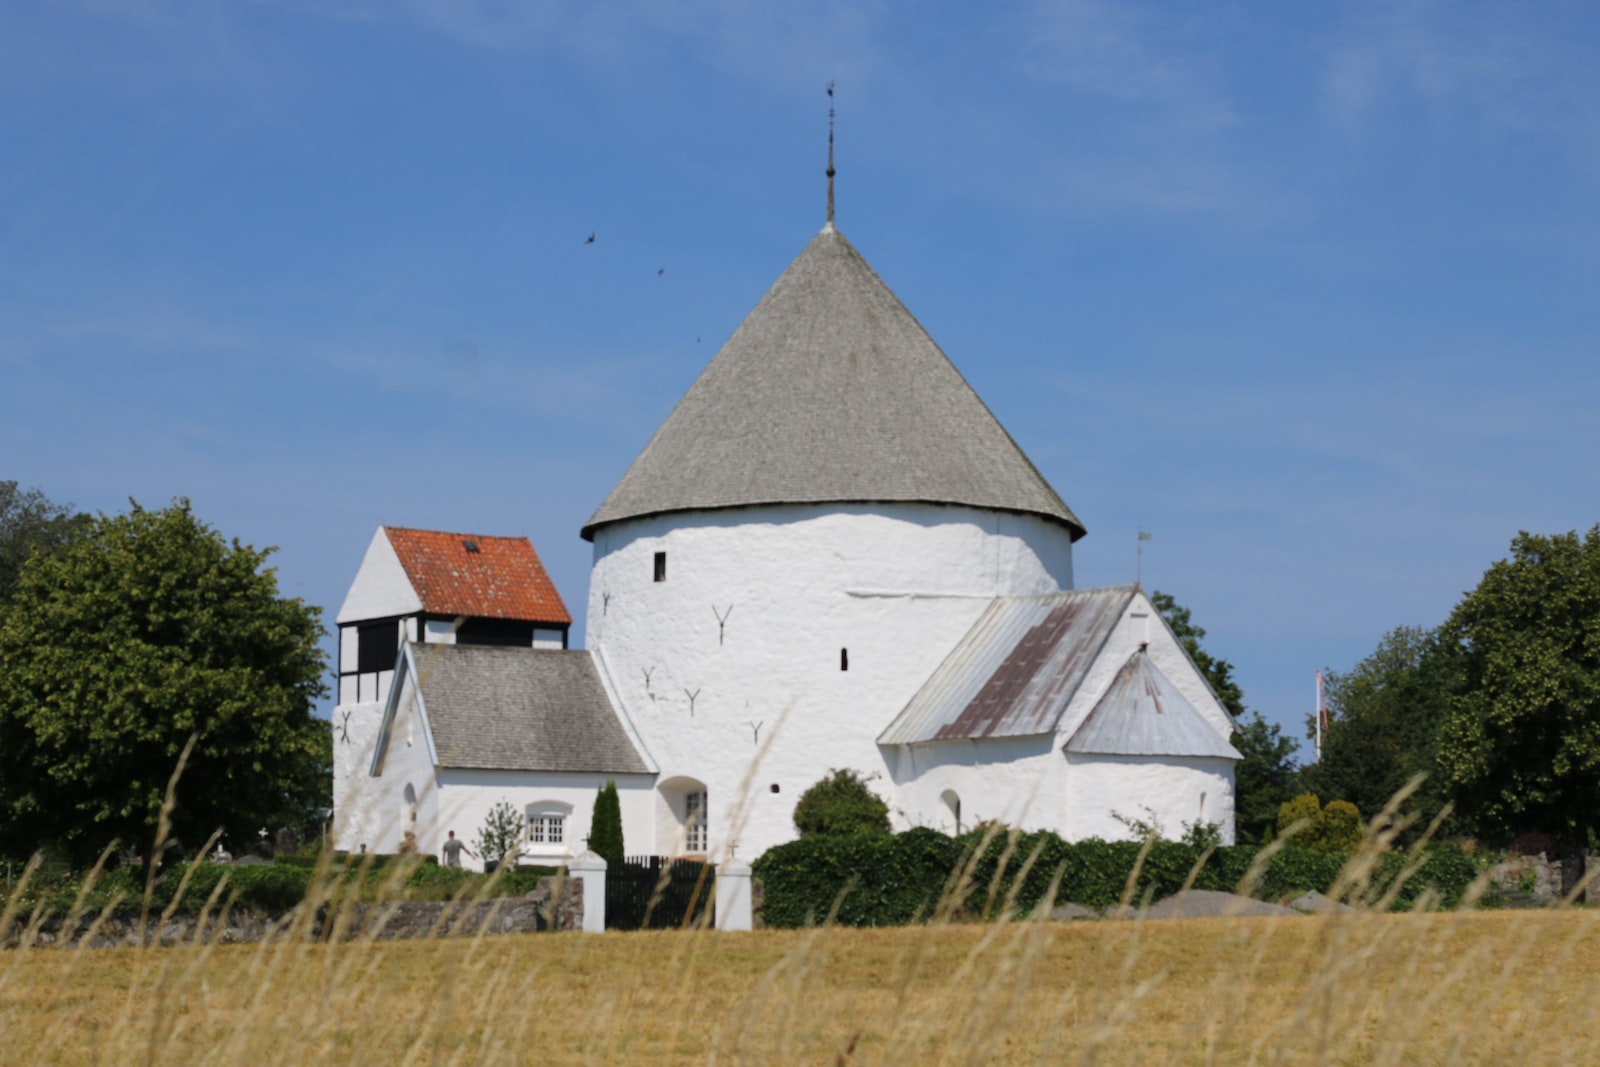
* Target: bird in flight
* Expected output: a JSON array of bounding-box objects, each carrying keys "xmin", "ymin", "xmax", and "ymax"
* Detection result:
[
  {"xmin": 658, "ymin": 268, "xmax": 665, "ymax": 277},
  {"xmin": 585, "ymin": 232, "xmax": 595, "ymax": 244}
]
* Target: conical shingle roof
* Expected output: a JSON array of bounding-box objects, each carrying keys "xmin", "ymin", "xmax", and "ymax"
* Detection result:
[{"xmin": 581, "ymin": 225, "xmax": 1084, "ymax": 541}]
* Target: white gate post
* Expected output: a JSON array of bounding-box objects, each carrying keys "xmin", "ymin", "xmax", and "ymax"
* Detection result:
[
  {"xmin": 715, "ymin": 860, "xmax": 752, "ymax": 931},
  {"xmin": 569, "ymin": 851, "xmax": 607, "ymax": 933}
]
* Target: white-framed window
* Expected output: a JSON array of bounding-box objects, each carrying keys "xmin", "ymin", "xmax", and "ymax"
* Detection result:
[
  {"xmin": 525, "ymin": 803, "xmax": 572, "ymax": 849},
  {"xmin": 684, "ymin": 790, "xmax": 707, "ymax": 853}
]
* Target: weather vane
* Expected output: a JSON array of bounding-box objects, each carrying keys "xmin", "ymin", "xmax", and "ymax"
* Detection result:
[
  {"xmin": 1136, "ymin": 529, "xmax": 1152, "ymax": 586},
  {"xmin": 826, "ymin": 81, "xmax": 836, "ymax": 226}
]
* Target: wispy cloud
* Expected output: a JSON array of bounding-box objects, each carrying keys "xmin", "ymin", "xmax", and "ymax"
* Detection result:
[
  {"xmin": 1016, "ymin": 0, "xmax": 1239, "ymax": 131},
  {"xmin": 1320, "ymin": 0, "xmax": 1600, "ymax": 134}
]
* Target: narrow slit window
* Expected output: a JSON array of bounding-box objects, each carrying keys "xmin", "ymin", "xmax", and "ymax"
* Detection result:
[
  {"xmin": 840, "ymin": 648, "xmax": 849, "ymax": 671},
  {"xmin": 653, "ymin": 551, "xmax": 667, "ymax": 582}
]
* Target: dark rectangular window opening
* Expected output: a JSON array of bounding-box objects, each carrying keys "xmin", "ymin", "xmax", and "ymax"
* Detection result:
[
  {"xmin": 356, "ymin": 620, "xmax": 401, "ymax": 674},
  {"xmin": 653, "ymin": 551, "xmax": 667, "ymax": 582},
  {"xmin": 840, "ymin": 648, "xmax": 849, "ymax": 671},
  {"xmin": 456, "ymin": 617, "xmax": 535, "ymax": 647},
  {"xmin": 462, "ymin": 539, "xmax": 480, "ymax": 553}
]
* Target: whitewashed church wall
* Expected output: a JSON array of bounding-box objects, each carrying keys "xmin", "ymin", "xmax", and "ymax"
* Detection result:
[
  {"xmin": 339, "ymin": 627, "xmax": 359, "ymax": 672},
  {"xmin": 336, "ymin": 528, "xmax": 421, "ymax": 624},
  {"xmin": 1063, "ymin": 753, "xmax": 1236, "ymax": 845},
  {"xmin": 352, "ymin": 673, "xmax": 439, "ymax": 855},
  {"xmin": 431, "ymin": 770, "xmax": 656, "ymax": 873},
  {"xmin": 586, "ymin": 503, "xmax": 1077, "ymax": 859},
  {"xmin": 330, "ymin": 699, "xmax": 384, "ymax": 853},
  {"xmin": 884, "ymin": 736, "xmax": 1064, "ymax": 834}
]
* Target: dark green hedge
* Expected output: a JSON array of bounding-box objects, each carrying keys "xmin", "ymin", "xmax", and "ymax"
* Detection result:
[
  {"xmin": 752, "ymin": 829, "xmax": 1485, "ymax": 928},
  {"xmin": 4, "ymin": 859, "xmax": 567, "ymax": 922}
]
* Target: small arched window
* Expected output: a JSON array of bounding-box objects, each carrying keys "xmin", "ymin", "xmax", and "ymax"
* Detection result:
[{"xmin": 939, "ymin": 789, "xmax": 962, "ymax": 835}]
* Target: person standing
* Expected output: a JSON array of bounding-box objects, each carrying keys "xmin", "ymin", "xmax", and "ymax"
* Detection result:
[{"xmin": 442, "ymin": 830, "xmax": 476, "ymax": 869}]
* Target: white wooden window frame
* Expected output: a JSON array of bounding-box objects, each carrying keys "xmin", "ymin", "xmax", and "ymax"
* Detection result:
[
  {"xmin": 684, "ymin": 790, "xmax": 708, "ymax": 853},
  {"xmin": 525, "ymin": 802, "xmax": 572, "ymax": 852}
]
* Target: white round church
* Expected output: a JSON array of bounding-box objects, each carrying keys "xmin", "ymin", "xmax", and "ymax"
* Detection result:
[{"xmin": 331, "ymin": 219, "xmax": 1240, "ymax": 869}]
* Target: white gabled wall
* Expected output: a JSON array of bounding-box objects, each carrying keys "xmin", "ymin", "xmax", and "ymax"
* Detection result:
[
  {"xmin": 335, "ymin": 527, "xmax": 421, "ymax": 625},
  {"xmin": 586, "ymin": 502, "xmax": 1076, "ymax": 860},
  {"xmin": 339, "ymin": 665, "xmax": 438, "ymax": 855}
]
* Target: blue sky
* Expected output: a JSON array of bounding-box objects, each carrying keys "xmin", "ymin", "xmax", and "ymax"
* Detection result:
[{"xmin": 4, "ymin": 1, "xmax": 1597, "ymax": 757}]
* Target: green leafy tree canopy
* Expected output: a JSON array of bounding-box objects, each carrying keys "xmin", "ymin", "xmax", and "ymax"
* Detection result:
[
  {"xmin": 1301, "ymin": 625, "xmax": 1458, "ymax": 833},
  {"xmin": 1151, "ymin": 591, "xmax": 1245, "ymax": 718},
  {"xmin": 0, "ymin": 499, "xmax": 329, "ymax": 864},
  {"xmin": 793, "ymin": 768, "xmax": 890, "ymax": 837},
  {"xmin": 0, "ymin": 481, "xmax": 89, "ymax": 608},
  {"xmin": 1435, "ymin": 526, "xmax": 1600, "ymax": 846},
  {"xmin": 1150, "ymin": 592, "xmax": 1299, "ymax": 843},
  {"xmin": 588, "ymin": 781, "xmax": 624, "ymax": 864},
  {"xmin": 1230, "ymin": 712, "xmax": 1301, "ymax": 845}
]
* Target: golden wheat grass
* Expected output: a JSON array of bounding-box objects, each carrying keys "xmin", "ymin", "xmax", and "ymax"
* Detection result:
[{"xmin": 3, "ymin": 908, "xmax": 1596, "ymax": 1066}]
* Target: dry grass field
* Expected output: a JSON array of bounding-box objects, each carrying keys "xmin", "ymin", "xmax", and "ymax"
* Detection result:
[{"xmin": 4, "ymin": 904, "xmax": 1598, "ymax": 1065}]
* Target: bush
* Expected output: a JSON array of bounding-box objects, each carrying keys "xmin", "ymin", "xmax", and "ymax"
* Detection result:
[
  {"xmin": 1319, "ymin": 800, "xmax": 1364, "ymax": 853},
  {"xmin": 753, "ymin": 826, "xmax": 1488, "ymax": 928},
  {"xmin": 474, "ymin": 799, "xmax": 525, "ymax": 868},
  {"xmin": 792, "ymin": 769, "xmax": 891, "ymax": 837},
  {"xmin": 1277, "ymin": 794, "xmax": 1364, "ymax": 853}
]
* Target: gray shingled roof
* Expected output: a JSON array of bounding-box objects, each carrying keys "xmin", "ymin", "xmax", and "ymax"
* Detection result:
[
  {"xmin": 405, "ymin": 643, "xmax": 650, "ymax": 774},
  {"xmin": 582, "ymin": 225, "xmax": 1084, "ymax": 541},
  {"xmin": 1064, "ymin": 650, "xmax": 1241, "ymax": 760}
]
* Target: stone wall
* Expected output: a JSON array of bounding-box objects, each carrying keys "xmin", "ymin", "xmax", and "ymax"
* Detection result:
[
  {"xmin": 4, "ymin": 875, "xmax": 582, "ymax": 949},
  {"xmin": 1489, "ymin": 851, "xmax": 1598, "ymax": 906}
]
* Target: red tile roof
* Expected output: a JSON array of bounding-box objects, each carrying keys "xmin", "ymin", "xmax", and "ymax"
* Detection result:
[{"xmin": 384, "ymin": 527, "xmax": 572, "ymax": 625}]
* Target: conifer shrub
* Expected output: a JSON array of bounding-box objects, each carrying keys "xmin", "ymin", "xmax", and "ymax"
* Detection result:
[
  {"xmin": 589, "ymin": 781, "xmax": 625, "ymax": 865},
  {"xmin": 792, "ymin": 769, "xmax": 891, "ymax": 837}
]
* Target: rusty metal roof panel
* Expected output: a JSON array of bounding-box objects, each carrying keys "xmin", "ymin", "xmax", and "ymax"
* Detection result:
[
  {"xmin": 1065, "ymin": 650, "xmax": 1241, "ymax": 759},
  {"xmin": 879, "ymin": 586, "xmax": 1137, "ymax": 745}
]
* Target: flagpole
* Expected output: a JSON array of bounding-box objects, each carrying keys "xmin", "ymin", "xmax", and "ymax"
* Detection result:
[{"xmin": 1315, "ymin": 670, "xmax": 1324, "ymax": 760}]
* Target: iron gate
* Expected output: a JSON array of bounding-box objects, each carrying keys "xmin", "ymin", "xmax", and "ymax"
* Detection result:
[{"xmin": 605, "ymin": 856, "xmax": 714, "ymax": 930}]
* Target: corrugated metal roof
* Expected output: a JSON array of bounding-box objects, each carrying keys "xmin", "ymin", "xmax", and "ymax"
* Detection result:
[
  {"xmin": 582, "ymin": 226, "xmax": 1084, "ymax": 541},
  {"xmin": 1065, "ymin": 650, "xmax": 1241, "ymax": 760},
  {"xmin": 878, "ymin": 586, "xmax": 1136, "ymax": 744}
]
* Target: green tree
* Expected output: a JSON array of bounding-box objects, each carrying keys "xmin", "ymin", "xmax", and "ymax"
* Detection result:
[
  {"xmin": 1151, "ymin": 591, "xmax": 1245, "ymax": 717},
  {"xmin": 1435, "ymin": 526, "xmax": 1600, "ymax": 846},
  {"xmin": 1231, "ymin": 712, "xmax": 1301, "ymax": 844},
  {"xmin": 0, "ymin": 500, "xmax": 329, "ymax": 864},
  {"xmin": 474, "ymin": 799, "xmax": 524, "ymax": 869},
  {"xmin": 793, "ymin": 769, "xmax": 890, "ymax": 837},
  {"xmin": 1300, "ymin": 626, "xmax": 1458, "ymax": 832},
  {"xmin": 0, "ymin": 481, "xmax": 89, "ymax": 609},
  {"xmin": 588, "ymin": 781, "xmax": 624, "ymax": 865},
  {"xmin": 1150, "ymin": 592, "xmax": 1293, "ymax": 841}
]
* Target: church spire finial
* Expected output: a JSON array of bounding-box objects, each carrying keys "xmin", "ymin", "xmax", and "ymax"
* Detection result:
[{"xmin": 825, "ymin": 81, "xmax": 836, "ymax": 227}]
